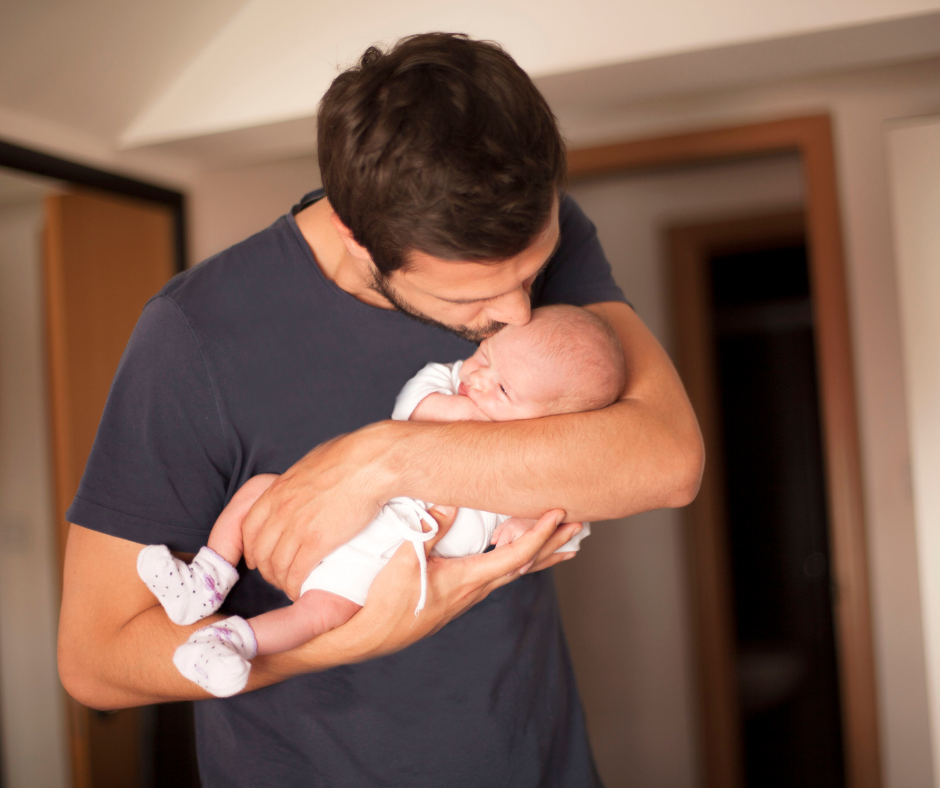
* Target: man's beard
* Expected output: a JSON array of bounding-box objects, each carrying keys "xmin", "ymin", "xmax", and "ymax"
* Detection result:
[{"xmin": 369, "ymin": 272, "xmax": 506, "ymax": 344}]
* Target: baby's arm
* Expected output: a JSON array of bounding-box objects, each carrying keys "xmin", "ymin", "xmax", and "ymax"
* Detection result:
[{"xmin": 410, "ymin": 393, "xmax": 491, "ymax": 423}]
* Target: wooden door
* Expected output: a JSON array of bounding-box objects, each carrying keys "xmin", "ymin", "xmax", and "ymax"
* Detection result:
[{"xmin": 44, "ymin": 189, "xmax": 176, "ymax": 788}]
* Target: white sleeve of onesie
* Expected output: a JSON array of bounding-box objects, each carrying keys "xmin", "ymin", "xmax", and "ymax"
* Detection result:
[{"xmin": 391, "ymin": 360, "xmax": 464, "ymax": 421}]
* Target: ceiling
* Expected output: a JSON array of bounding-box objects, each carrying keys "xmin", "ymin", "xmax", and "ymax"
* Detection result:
[
  {"xmin": 0, "ymin": 0, "xmax": 251, "ymax": 140},
  {"xmin": 1, "ymin": 0, "xmax": 939, "ymax": 179}
]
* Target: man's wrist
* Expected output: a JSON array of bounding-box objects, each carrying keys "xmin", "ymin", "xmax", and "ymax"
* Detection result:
[{"xmin": 351, "ymin": 419, "xmax": 418, "ymax": 503}]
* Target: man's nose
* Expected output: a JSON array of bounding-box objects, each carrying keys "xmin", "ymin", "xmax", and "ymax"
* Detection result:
[{"xmin": 483, "ymin": 288, "xmax": 531, "ymax": 326}]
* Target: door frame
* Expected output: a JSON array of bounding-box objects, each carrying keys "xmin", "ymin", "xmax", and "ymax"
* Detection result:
[
  {"xmin": 0, "ymin": 137, "xmax": 186, "ymax": 272},
  {"xmin": 568, "ymin": 115, "xmax": 879, "ymax": 788},
  {"xmin": 0, "ymin": 140, "xmax": 187, "ymax": 788}
]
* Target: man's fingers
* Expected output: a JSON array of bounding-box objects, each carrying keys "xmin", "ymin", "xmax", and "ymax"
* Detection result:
[
  {"xmin": 529, "ymin": 551, "xmax": 576, "ymax": 574},
  {"xmin": 424, "ymin": 506, "xmax": 458, "ymax": 554},
  {"xmin": 284, "ymin": 540, "xmax": 325, "ymax": 601},
  {"xmin": 466, "ymin": 509, "xmax": 565, "ymax": 583},
  {"xmin": 268, "ymin": 528, "xmax": 307, "ymax": 595},
  {"xmin": 487, "ymin": 550, "xmax": 574, "ymax": 593},
  {"xmin": 523, "ymin": 522, "xmax": 583, "ymax": 573},
  {"xmin": 240, "ymin": 494, "xmax": 272, "ymax": 570}
]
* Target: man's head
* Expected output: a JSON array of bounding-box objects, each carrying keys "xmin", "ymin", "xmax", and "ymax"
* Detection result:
[
  {"xmin": 318, "ymin": 33, "xmax": 566, "ymax": 341},
  {"xmin": 457, "ymin": 305, "xmax": 627, "ymax": 421}
]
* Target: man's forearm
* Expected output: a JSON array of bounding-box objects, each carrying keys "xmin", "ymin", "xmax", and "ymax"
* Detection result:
[
  {"xmin": 60, "ymin": 605, "xmax": 339, "ymax": 710},
  {"xmin": 372, "ymin": 398, "xmax": 697, "ymax": 523},
  {"xmin": 58, "ymin": 525, "xmax": 325, "ymax": 709},
  {"xmin": 369, "ymin": 303, "xmax": 703, "ymax": 522}
]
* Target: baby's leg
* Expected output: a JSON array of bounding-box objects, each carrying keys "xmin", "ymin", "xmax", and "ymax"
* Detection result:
[
  {"xmin": 173, "ymin": 591, "xmax": 360, "ymax": 697},
  {"xmin": 137, "ymin": 474, "xmax": 278, "ymax": 625},
  {"xmin": 250, "ymin": 590, "xmax": 361, "ymax": 655},
  {"xmin": 206, "ymin": 474, "xmax": 279, "ymax": 565}
]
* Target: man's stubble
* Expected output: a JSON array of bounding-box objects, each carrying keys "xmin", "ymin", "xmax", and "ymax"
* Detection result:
[{"xmin": 369, "ymin": 271, "xmax": 507, "ymax": 344}]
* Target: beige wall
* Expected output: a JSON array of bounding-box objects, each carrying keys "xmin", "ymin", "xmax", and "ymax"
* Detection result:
[
  {"xmin": 887, "ymin": 115, "xmax": 940, "ymax": 788},
  {"xmin": 556, "ymin": 153, "xmax": 803, "ymax": 788},
  {"xmin": 188, "ymin": 155, "xmax": 320, "ymax": 265},
  {"xmin": 0, "ymin": 198, "xmax": 69, "ymax": 788}
]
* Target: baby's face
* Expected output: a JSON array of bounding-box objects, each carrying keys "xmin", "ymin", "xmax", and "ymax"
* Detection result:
[{"xmin": 457, "ymin": 326, "xmax": 560, "ymax": 421}]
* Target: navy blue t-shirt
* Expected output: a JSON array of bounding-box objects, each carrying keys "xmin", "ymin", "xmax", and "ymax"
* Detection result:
[{"xmin": 67, "ymin": 190, "xmax": 626, "ymax": 787}]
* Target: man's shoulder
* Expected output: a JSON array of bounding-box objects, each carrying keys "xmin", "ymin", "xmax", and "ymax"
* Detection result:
[
  {"xmin": 532, "ymin": 192, "xmax": 627, "ymax": 308},
  {"xmin": 158, "ymin": 216, "xmax": 308, "ymax": 323}
]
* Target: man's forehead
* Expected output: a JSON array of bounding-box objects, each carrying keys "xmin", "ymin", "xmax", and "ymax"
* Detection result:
[{"xmin": 396, "ymin": 212, "xmax": 561, "ymax": 303}]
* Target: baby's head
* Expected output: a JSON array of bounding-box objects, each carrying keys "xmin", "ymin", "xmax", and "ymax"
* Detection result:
[{"xmin": 457, "ymin": 305, "xmax": 626, "ymax": 421}]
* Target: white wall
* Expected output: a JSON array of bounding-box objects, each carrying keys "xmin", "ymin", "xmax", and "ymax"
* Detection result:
[
  {"xmin": 0, "ymin": 198, "xmax": 69, "ymax": 788},
  {"xmin": 887, "ymin": 115, "xmax": 940, "ymax": 788},
  {"xmin": 555, "ymin": 153, "xmax": 804, "ymax": 788}
]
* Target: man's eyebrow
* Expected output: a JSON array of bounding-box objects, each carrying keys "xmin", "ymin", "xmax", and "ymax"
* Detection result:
[{"xmin": 438, "ymin": 234, "xmax": 562, "ymax": 305}]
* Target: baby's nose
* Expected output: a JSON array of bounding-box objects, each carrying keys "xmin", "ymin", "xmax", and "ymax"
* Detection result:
[{"xmin": 468, "ymin": 371, "xmax": 490, "ymax": 392}]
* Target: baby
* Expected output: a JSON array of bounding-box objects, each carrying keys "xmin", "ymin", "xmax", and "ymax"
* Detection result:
[{"xmin": 137, "ymin": 304, "xmax": 626, "ymax": 697}]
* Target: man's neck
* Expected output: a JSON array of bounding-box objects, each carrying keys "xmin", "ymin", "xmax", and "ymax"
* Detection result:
[{"xmin": 294, "ymin": 197, "xmax": 394, "ymax": 310}]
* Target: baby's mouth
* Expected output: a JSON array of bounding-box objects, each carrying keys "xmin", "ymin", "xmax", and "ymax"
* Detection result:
[{"xmin": 457, "ymin": 381, "xmax": 470, "ymax": 397}]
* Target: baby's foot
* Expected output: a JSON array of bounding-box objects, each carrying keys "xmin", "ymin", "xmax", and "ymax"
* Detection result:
[
  {"xmin": 137, "ymin": 545, "xmax": 239, "ymax": 625},
  {"xmin": 173, "ymin": 616, "xmax": 257, "ymax": 698}
]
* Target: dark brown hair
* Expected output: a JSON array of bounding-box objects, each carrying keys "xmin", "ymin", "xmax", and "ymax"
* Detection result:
[{"xmin": 317, "ymin": 32, "xmax": 566, "ymax": 274}]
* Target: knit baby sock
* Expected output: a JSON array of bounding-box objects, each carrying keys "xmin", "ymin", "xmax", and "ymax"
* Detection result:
[
  {"xmin": 173, "ymin": 616, "xmax": 258, "ymax": 698},
  {"xmin": 137, "ymin": 545, "xmax": 239, "ymax": 625}
]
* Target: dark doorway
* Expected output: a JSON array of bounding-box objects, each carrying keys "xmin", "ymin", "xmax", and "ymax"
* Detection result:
[{"xmin": 710, "ymin": 242, "xmax": 845, "ymax": 787}]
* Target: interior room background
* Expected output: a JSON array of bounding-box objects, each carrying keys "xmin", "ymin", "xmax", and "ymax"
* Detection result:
[{"xmin": 1, "ymin": 2, "xmax": 939, "ymax": 786}]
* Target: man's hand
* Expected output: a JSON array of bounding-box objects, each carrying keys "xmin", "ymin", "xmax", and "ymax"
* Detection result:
[
  {"xmin": 241, "ymin": 425, "xmax": 396, "ymax": 600},
  {"xmin": 249, "ymin": 506, "xmax": 581, "ymax": 686}
]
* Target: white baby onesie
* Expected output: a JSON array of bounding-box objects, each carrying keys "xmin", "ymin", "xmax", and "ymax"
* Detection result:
[{"xmin": 300, "ymin": 361, "xmax": 590, "ymax": 612}]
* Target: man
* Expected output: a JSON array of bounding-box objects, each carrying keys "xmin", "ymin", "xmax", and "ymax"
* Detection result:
[{"xmin": 59, "ymin": 33, "xmax": 702, "ymax": 786}]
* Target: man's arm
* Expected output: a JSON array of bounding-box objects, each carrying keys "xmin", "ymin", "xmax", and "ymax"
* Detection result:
[
  {"xmin": 58, "ymin": 510, "xmax": 578, "ymax": 709},
  {"xmin": 243, "ymin": 302, "xmax": 705, "ymax": 597}
]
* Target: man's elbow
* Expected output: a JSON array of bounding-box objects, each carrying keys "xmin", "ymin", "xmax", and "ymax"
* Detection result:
[
  {"xmin": 58, "ymin": 636, "xmax": 113, "ymax": 711},
  {"xmin": 663, "ymin": 430, "xmax": 705, "ymax": 509}
]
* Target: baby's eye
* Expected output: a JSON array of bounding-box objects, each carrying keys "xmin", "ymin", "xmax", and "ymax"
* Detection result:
[{"xmin": 499, "ymin": 384, "xmax": 508, "ymax": 396}]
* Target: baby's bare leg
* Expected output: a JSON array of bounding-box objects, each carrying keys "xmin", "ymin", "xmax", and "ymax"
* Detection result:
[
  {"xmin": 173, "ymin": 590, "xmax": 360, "ymax": 698},
  {"xmin": 207, "ymin": 473, "xmax": 279, "ymax": 566},
  {"xmin": 250, "ymin": 590, "xmax": 361, "ymax": 655}
]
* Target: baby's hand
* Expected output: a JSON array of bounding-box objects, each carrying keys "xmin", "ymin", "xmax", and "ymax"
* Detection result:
[
  {"xmin": 491, "ymin": 517, "xmax": 540, "ymax": 547},
  {"xmin": 410, "ymin": 392, "xmax": 491, "ymax": 422}
]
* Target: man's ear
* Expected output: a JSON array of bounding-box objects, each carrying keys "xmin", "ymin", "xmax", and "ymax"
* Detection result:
[{"xmin": 330, "ymin": 212, "xmax": 373, "ymax": 263}]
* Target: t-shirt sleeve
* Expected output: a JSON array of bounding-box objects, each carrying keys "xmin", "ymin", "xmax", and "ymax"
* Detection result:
[
  {"xmin": 66, "ymin": 295, "xmax": 234, "ymax": 553},
  {"xmin": 531, "ymin": 193, "xmax": 629, "ymax": 308}
]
